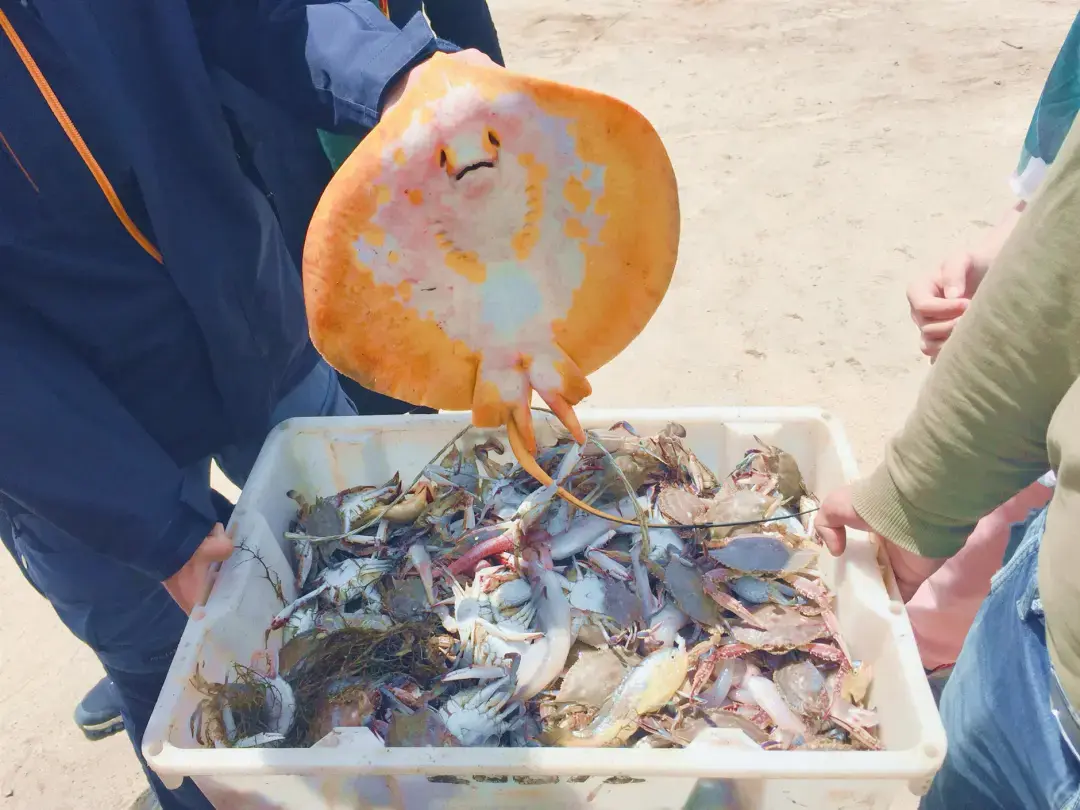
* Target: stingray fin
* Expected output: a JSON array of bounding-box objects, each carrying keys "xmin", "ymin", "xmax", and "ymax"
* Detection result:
[
  {"xmin": 533, "ymin": 346, "xmax": 590, "ymax": 444},
  {"xmin": 473, "ymin": 356, "xmax": 539, "ymax": 454},
  {"xmin": 471, "ymin": 361, "xmax": 516, "ymax": 430},
  {"xmin": 553, "ymin": 349, "xmax": 592, "ymax": 405},
  {"xmin": 537, "ymin": 391, "xmax": 586, "ymax": 445}
]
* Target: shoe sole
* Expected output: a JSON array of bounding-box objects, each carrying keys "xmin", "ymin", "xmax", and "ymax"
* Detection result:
[{"xmin": 79, "ymin": 717, "xmax": 125, "ymax": 741}]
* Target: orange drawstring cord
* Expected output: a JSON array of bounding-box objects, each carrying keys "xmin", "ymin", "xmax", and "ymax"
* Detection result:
[
  {"xmin": 0, "ymin": 129, "xmax": 39, "ymax": 192},
  {"xmin": 0, "ymin": 9, "xmax": 163, "ymax": 264}
]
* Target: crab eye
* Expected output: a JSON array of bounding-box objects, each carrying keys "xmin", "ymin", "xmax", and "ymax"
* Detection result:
[
  {"xmin": 487, "ymin": 130, "xmax": 500, "ymax": 147},
  {"xmin": 438, "ymin": 149, "xmax": 448, "ymax": 168}
]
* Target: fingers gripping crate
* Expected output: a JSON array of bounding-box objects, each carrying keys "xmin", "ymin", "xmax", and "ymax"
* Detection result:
[{"xmin": 144, "ymin": 408, "xmax": 945, "ymax": 810}]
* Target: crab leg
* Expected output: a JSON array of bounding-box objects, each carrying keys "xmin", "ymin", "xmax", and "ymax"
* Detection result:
[
  {"xmin": 716, "ymin": 642, "xmax": 755, "ymax": 659},
  {"xmin": 553, "ymin": 442, "xmax": 584, "ymax": 483},
  {"xmin": 270, "ymin": 582, "xmax": 329, "ymax": 630},
  {"xmin": 641, "ymin": 600, "xmax": 688, "ymax": 649},
  {"xmin": 830, "ymin": 715, "xmax": 883, "ymax": 751},
  {"xmin": 701, "ymin": 577, "xmax": 767, "ymax": 629},
  {"xmin": 585, "ymin": 548, "xmax": 632, "ymax": 581},
  {"xmin": 804, "ymin": 642, "xmax": 848, "ymax": 665},
  {"xmin": 477, "ymin": 618, "xmax": 544, "ymax": 643},
  {"xmin": 689, "ymin": 648, "xmax": 720, "ymax": 697},
  {"xmin": 442, "ymin": 666, "xmax": 507, "ymax": 683},
  {"xmin": 339, "ymin": 534, "xmax": 378, "ymax": 549},
  {"xmin": 512, "ymin": 569, "xmax": 573, "ymax": 700},
  {"xmin": 628, "ymin": 541, "xmax": 660, "ymax": 617},
  {"xmin": 787, "ymin": 574, "xmax": 851, "ymax": 664},
  {"xmin": 408, "ymin": 542, "xmax": 436, "ymax": 605}
]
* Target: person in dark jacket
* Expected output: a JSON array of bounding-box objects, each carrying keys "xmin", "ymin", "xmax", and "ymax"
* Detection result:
[
  {"xmin": 0, "ymin": 2, "xmax": 490, "ymax": 807},
  {"xmin": 391, "ymin": 0, "xmax": 503, "ymax": 64}
]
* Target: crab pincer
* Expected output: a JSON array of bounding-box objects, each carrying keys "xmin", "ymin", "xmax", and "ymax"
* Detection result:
[
  {"xmin": 787, "ymin": 574, "xmax": 851, "ymax": 664},
  {"xmin": 701, "ymin": 571, "xmax": 767, "ymax": 629},
  {"xmin": 448, "ymin": 532, "xmax": 517, "ymax": 576},
  {"xmin": 408, "ymin": 541, "xmax": 436, "ymax": 604},
  {"xmin": 688, "ymin": 646, "xmax": 722, "ymax": 698}
]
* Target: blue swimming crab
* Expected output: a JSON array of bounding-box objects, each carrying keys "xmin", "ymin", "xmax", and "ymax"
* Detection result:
[
  {"xmin": 438, "ymin": 675, "xmax": 525, "ymax": 746},
  {"xmin": 271, "ymin": 555, "xmax": 396, "ymax": 632}
]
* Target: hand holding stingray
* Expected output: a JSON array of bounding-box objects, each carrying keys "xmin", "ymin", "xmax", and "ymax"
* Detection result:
[{"xmin": 303, "ymin": 54, "xmax": 679, "ymax": 514}]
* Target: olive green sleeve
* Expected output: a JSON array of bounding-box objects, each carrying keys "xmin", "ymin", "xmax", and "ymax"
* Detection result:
[{"xmin": 851, "ymin": 125, "xmax": 1080, "ymax": 558}]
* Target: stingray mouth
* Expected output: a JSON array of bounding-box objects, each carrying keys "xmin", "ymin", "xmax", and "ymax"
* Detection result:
[
  {"xmin": 453, "ymin": 159, "xmax": 497, "ymax": 180},
  {"xmin": 440, "ymin": 130, "xmax": 501, "ymax": 182}
]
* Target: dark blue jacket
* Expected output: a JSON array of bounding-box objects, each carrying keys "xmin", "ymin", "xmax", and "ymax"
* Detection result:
[
  {"xmin": 0, "ymin": 0, "xmax": 449, "ymax": 581},
  {"xmin": 388, "ymin": 0, "xmax": 504, "ymax": 66}
]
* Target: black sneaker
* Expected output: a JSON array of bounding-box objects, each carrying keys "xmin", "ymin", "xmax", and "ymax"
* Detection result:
[
  {"xmin": 74, "ymin": 677, "xmax": 124, "ymax": 741},
  {"xmin": 129, "ymin": 788, "xmax": 162, "ymax": 810}
]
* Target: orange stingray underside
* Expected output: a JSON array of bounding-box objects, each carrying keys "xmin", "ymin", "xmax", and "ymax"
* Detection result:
[{"xmin": 303, "ymin": 54, "xmax": 679, "ymax": 446}]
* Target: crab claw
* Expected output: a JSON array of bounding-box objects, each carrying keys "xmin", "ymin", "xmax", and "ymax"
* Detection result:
[
  {"xmin": 477, "ymin": 617, "xmax": 544, "ymax": 643},
  {"xmin": 270, "ymin": 583, "xmax": 328, "ymax": 630},
  {"xmin": 585, "ymin": 548, "xmax": 631, "ymax": 581},
  {"xmin": 442, "ymin": 665, "xmax": 507, "ymax": 683},
  {"xmin": 408, "ymin": 542, "xmax": 436, "ymax": 605}
]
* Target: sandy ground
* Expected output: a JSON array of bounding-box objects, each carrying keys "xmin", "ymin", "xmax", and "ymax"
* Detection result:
[{"xmin": 1, "ymin": 0, "xmax": 1075, "ymax": 807}]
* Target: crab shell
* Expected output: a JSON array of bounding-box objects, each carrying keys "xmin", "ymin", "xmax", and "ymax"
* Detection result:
[
  {"xmin": 303, "ymin": 53, "xmax": 679, "ymax": 450},
  {"xmin": 487, "ymin": 577, "xmax": 537, "ymax": 631},
  {"xmin": 314, "ymin": 557, "xmax": 395, "ymax": 606},
  {"xmin": 439, "ymin": 676, "xmax": 523, "ymax": 746}
]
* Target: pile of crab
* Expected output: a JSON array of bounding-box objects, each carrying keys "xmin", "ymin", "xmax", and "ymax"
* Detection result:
[{"xmin": 190, "ymin": 422, "xmax": 880, "ymax": 752}]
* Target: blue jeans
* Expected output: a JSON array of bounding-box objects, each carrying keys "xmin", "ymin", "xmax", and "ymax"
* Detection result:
[
  {"xmin": 7, "ymin": 360, "xmax": 355, "ymax": 810},
  {"xmin": 1002, "ymin": 506, "xmax": 1045, "ymax": 568},
  {"xmin": 924, "ymin": 507, "xmax": 1080, "ymax": 810}
]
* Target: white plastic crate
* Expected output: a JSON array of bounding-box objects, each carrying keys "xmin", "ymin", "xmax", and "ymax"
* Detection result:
[{"xmin": 144, "ymin": 408, "xmax": 945, "ymax": 810}]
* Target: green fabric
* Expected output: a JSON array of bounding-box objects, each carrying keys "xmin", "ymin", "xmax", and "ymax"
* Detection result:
[
  {"xmin": 318, "ymin": 130, "xmax": 362, "ymax": 172},
  {"xmin": 1013, "ymin": 11, "xmax": 1080, "ymax": 199},
  {"xmin": 848, "ymin": 123, "xmax": 1080, "ymax": 706}
]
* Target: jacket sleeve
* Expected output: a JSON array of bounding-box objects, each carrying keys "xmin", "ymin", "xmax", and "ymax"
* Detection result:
[
  {"xmin": 421, "ymin": 0, "xmax": 505, "ymax": 66},
  {"xmin": 0, "ymin": 310, "xmax": 219, "ymax": 581},
  {"xmin": 851, "ymin": 123, "xmax": 1080, "ymax": 557},
  {"xmin": 195, "ymin": 0, "xmax": 452, "ymax": 134}
]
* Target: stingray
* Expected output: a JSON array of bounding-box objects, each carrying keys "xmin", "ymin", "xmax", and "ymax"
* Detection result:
[{"xmin": 303, "ymin": 55, "xmax": 679, "ymax": 522}]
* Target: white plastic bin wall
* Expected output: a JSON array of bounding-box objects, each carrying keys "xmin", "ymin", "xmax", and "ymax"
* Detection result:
[{"xmin": 144, "ymin": 408, "xmax": 945, "ymax": 810}]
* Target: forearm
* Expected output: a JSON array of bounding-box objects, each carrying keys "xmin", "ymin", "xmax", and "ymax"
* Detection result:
[
  {"xmin": 854, "ymin": 127, "xmax": 1080, "ymax": 557},
  {"xmin": 197, "ymin": 1, "xmax": 445, "ymax": 133},
  {"xmin": 971, "ymin": 200, "xmax": 1025, "ymax": 267}
]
